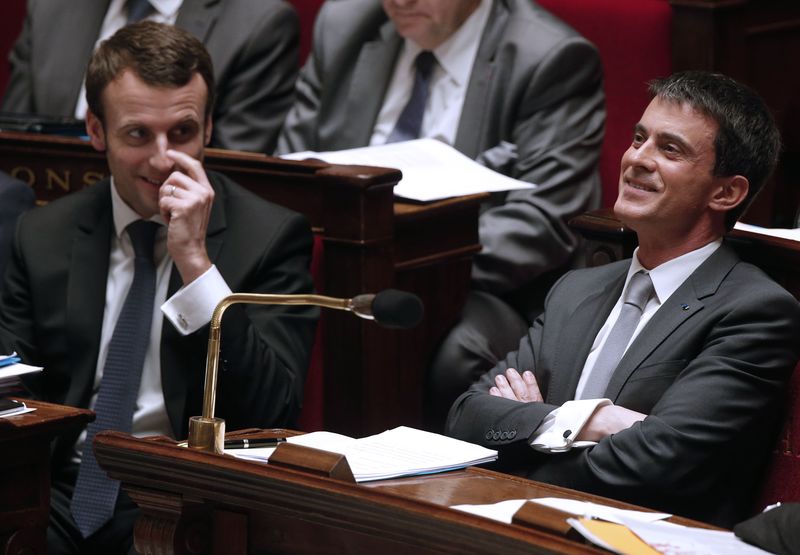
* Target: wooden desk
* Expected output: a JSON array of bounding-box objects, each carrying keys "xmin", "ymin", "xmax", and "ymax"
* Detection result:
[
  {"xmin": 93, "ymin": 430, "xmax": 709, "ymax": 555},
  {"xmin": 0, "ymin": 131, "xmax": 484, "ymax": 435},
  {"xmin": 0, "ymin": 399, "xmax": 93, "ymax": 554}
]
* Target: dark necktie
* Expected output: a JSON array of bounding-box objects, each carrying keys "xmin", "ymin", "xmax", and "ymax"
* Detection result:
[
  {"xmin": 71, "ymin": 220, "xmax": 159, "ymax": 538},
  {"xmin": 386, "ymin": 51, "xmax": 437, "ymax": 143},
  {"xmin": 126, "ymin": 0, "xmax": 155, "ymax": 24},
  {"xmin": 579, "ymin": 270, "xmax": 655, "ymax": 400}
]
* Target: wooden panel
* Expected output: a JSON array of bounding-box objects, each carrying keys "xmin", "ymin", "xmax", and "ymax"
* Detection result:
[
  {"xmin": 0, "ymin": 131, "xmax": 482, "ymax": 436},
  {"xmin": 670, "ymin": 0, "xmax": 800, "ymax": 227},
  {"xmin": 95, "ymin": 431, "xmax": 716, "ymax": 555}
]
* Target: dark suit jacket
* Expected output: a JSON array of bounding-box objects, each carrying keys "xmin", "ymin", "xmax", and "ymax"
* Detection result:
[
  {"xmin": 447, "ymin": 244, "xmax": 800, "ymax": 527},
  {"xmin": 2, "ymin": 0, "xmax": 299, "ymax": 153},
  {"xmin": 0, "ymin": 171, "xmax": 35, "ymax": 285},
  {"xmin": 277, "ymin": 0, "xmax": 606, "ymax": 311},
  {"xmin": 0, "ymin": 171, "xmax": 318, "ymax": 467}
]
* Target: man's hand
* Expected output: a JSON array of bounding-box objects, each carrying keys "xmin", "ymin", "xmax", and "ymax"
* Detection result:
[
  {"xmin": 576, "ymin": 404, "xmax": 646, "ymax": 442},
  {"xmin": 159, "ymin": 149, "xmax": 214, "ymax": 284},
  {"xmin": 489, "ymin": 368, "xmax": 543, "ymax": 403}
]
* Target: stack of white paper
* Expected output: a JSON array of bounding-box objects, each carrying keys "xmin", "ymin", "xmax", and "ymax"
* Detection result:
[
  {"xmin": 229, "ymin": 426, "xmax": 498, "ymax": 482},
  {"xmin": 0, "ymin": 353, "xmax": 42, "ymax": 397},
  {"xmin": 282, "ymin": 138, "xmax": 535, "ymax": 202}
]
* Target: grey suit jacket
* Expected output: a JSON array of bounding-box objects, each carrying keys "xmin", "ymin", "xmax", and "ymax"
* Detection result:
[
  {"xmin": 447, "ymin": 244, "xmax": 800, "ymax": 527},
  {"xmin": 0, "ymin": 171, "xmax": 35, "ymax": 286},
  {"xmin": 2, "ymin": 0, "xmax": 299, "ymax": 153},
  {"xmin": 277, "ymin": 0, "xmax": 606, "ymax": 308},
  {"xmin": 0, "ymin": 172, "xmax": 318, "ymax": 467}
]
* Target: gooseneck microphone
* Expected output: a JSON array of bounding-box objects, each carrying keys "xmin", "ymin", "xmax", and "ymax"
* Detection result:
[{"xmin": 188, "ymin": 290, "xmax": 424, "ymax": 453}]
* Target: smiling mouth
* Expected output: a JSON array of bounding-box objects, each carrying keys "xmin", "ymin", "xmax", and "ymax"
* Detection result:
[{"xmin": 141, "ymin": 176, "xmax": 165, "ymax": 187}]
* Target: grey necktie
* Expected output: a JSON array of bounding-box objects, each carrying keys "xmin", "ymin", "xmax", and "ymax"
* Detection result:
[
  {"xmin": 126, "ymin": 0, "xmax": 155, "ymax": 24},
  {"xmin": 70, "ymin": 220, "xmax": 159, "ymax": 538},
  {"xmin": 386, "ymin": 51, "xmax": 437, "ymax": 143},
  {"xmin": 579, "ymin": 270, "xmax": 655, "ymax": 400}
]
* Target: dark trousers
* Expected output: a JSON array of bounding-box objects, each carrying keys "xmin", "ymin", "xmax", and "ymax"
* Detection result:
[
  {"xmin": 427, "ymin": 290, "xmax": 531, "ymax": 430},
  {"xmin": 48, "ymin": 464, "xmax": 139, "ymax": 555}
]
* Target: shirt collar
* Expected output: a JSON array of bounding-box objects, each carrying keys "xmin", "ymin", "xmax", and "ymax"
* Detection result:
[
  {"xmin": 110, "ymin": 177, "xmax": 166, "ymax": 238},
  {"xmin": 628, "ymin": 239, "xmax": 723, "ymax": 305},
  {"xmin": 402, "ymin": 0, "xmax": 491, "ymax": 88}
]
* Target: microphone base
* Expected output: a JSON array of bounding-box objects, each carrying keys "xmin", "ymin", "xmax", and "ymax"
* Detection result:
[{"xmin": 188, "ymin": 416, "xmax": 225, "ymax": 454}]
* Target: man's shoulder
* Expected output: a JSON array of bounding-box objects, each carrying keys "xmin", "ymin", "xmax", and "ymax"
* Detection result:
[
  {"xmin": 207, "ymin": 171, "xmax": 305, "ymax": 223},
  {"xmin": 20, "ymin": 181, "xmax": 108, "ymax": 227},
  {"xmin": 499, "ymin": 0, "xmax": 597, "ymax": 50}
]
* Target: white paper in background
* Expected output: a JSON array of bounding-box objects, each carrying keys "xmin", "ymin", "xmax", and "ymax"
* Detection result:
[
  {"xmin": 282, "ymin": 138, "xmax": 535, "ymax": 202},
  {"xmin": 450, "ymin": 497, "xmax": 671, "ymax": 525},
  {"xmin": 734, "ymin": 221, "xmax": 800, "ymax": 242}
]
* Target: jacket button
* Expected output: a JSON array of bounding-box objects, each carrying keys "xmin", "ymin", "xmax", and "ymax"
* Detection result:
[
  {"xmin": 493, "ymin": 431, "xmax": 501, "ymax": 440},
  {"xmin": 509, "ymin": 430, "xmax": 517, "ymax": 439},
  {"xmin": 485, "ymin": 430, "xmax": 494, "ymax": 440},
  {"xmin": 500, "ymin": 431, "xmax": 509, "ymax": 440}
]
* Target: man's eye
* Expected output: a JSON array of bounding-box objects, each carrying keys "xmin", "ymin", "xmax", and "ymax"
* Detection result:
[
  {"xmin": 128, "ymin": 128, "xmax": 145, "ymax": 139},
  {"xmin": 632, "ymin": 133, "xmax": 645, "ymax": 146}
]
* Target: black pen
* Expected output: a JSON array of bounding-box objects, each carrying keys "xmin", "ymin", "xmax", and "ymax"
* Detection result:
[{"xmin": 224, "ymin": 437, "xmax": 287, "ymax": 449}]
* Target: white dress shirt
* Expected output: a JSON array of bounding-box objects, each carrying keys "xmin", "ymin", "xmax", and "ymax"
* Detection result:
[
  {"xmin": 531, "ymin": 239, "xmax": 723, "ymax": 452},
  {"xmin": 74, "ymin": 0, "xmax": 183, "ymax": 119},
  {"xmin": 74, "ymin": 177, "xmax": 231, "ymax": 460},
  {"xmin": 369, "ymin": 0, "xmax": 492, "ymax": 146}
]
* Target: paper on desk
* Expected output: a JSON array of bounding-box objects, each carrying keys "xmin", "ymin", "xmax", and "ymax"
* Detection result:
[
  {"xmin": 614, "ymin": 517, "xmax": 774, "ymax": 555},
  {"xmin": 734, "ymin": 221, "xmax": 800, "ymax": 242},
  {"xmin": 450, "ymin": 497, "xmax": 670, "ymax": 525},
  {"xmin": 229, "ymin": 426, "xmax": 497, "ymax": 482},
  {"xmin": 281, "ymin": 138, "xmax": 535, "ymax": 202}
]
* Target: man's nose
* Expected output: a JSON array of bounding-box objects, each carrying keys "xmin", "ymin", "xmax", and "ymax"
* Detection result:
[
  {"xmin": 625, "ymin": 141, "xmax": 656, "ymax": 172},
  {"xmin": 149, "ymin": 136, "xmax": 174, "ymax": 173}
]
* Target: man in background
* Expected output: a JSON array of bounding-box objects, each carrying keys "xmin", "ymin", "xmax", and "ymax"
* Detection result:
[
  {"xmin": 3, "ymin": 0, "xmax": 299, "ymax": 152},
  {"xmin": 0, "ymin": 22, "xmax": 317, "ymax": 553},
  {"xmin": 0, "ymin": 170, "xmax": 34, "ymax": 286},
  {"xmin": 277, "ymin": 0, "xmax": 606, "ymax": 422},
  {"xmin": 447, "ymin": 71, "xmax": 800, "ymax": 527}
]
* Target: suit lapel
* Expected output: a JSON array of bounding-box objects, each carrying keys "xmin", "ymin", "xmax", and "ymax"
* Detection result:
[
  {"xmin": 454, "ymin": 0, "xmax": 507, "ymax": 158},
  {"xmin": 547, "ymin": 269, "xmax": 626, "ymax": 404},
  {"xmin": 342, "ymin": 23, "xmax": 402, "ymax": 148},
  {"xmin": 604, "ymin": 245, "xmax": 740, "ymax": 400},
  {"xmin": 175, "ymin": 0, "xmax": 221, "ymax": 42},
  {"xmin": 65, "ymin": 183, "xmax": 113, "ymax": 408}
]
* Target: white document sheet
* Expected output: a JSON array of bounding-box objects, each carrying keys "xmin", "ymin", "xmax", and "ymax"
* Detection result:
[
  {"xmin": 615, "ymin": 517, "xmax": 775, "ymax": 555},
  {"xmin": 734, "ymin": 221, "xmax": 800, "ymax": 242},
  {"xmin": 282, "ymin": 138, "xmax": 535, "ymax": 202},
  {"xmin": 451, "ymin": 497, "xmax": 671, "ymax": 525},
  {"xmin": 229, "ymin": 426, "xmax": 497, "ymax": 482}
]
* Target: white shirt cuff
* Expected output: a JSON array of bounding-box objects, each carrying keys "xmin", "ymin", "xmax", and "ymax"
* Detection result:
[
  {"xmin": 529, "ymin": 398, "xmax": 612, "ymax": 453},
  {"xmin": 161, "ymin": 265, "xmax": 232, "ymax": 335}
]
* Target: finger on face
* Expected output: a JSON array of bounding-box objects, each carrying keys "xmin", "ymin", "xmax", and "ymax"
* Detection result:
[{"xmin": 165, "ymin": 149, "xmax": 206, "ymax": 183}]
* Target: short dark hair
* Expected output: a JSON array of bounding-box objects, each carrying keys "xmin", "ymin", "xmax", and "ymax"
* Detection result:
[
  {"xmin": 86, "ymin": 21, "xmax": 215, "ymax": 124},
  {"xmin": 649, "ymin": 71, "xmax": 781, "ymax": 229}
]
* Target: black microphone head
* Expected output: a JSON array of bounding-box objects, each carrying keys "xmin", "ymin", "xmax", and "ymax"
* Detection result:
[{"xmin": 372, "ymin": 289, "xmax": 424, "ymax": 329}]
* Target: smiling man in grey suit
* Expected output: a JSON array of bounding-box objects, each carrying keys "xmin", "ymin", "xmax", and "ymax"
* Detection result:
[
  {"xmin": 277, "ymin": 0, "xmax": 606, "ymax": 421},
  {"xmin": 447, "ymin": 71, "xmax": 800, "ymax": 527},
  {"xmin": 0, "ymin": 22, "xmax": 316, "ymax": 554},
  {"xmin": 3, "ymin": 0, "xmax": 299, "ymax": 153}
]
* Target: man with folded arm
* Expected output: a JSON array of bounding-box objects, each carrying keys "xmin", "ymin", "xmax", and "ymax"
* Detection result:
[{"xmin": 447, "ymin": 71, "xmax": 800, "ymax": 528}]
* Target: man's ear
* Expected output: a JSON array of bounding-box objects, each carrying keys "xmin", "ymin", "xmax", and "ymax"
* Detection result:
[
  {"xmin": 204, "ymin": 116, "xmax": 213, "ymax": 146},
  {"xmin": 709, "ymin": 174, "xmax": 749, "ymax": 213},
  {"xmin": 85, "ymin": 109, "xmax": 107, "ymax": 152}
]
